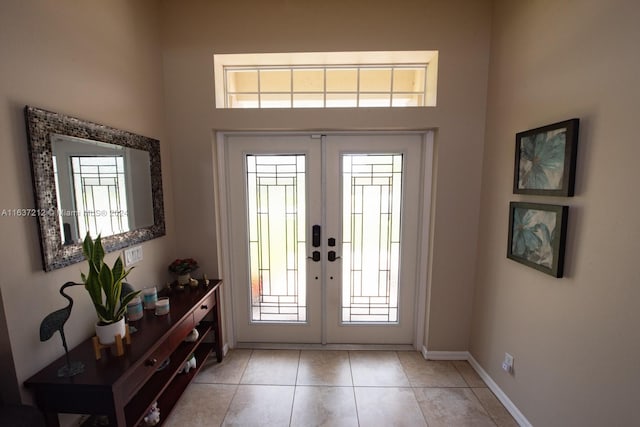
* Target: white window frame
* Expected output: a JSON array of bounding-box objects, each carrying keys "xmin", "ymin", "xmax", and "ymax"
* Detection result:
[{"xmin": 213, "ymin": 51, "xmax": 438, "ymax": 109}]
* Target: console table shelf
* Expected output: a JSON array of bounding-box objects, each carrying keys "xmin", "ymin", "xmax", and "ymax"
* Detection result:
[
  {"xmin": 150, "ymin": 342, "xmax": 213, "ymax": 426},
  {"xmin": 124, "ymin": 322, "xmax": 213, "ymax": 426},
  {"xmin": 25, "ymin": 280, "xmax": 223, "ymax": 427}
]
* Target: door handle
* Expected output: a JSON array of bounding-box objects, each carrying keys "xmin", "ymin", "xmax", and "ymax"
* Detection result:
[
  {"xmin": 312, "ymin": 225, "xmax": 321, "ymax": 247},
  {"xmin": 328, "ymin": 251, "xmax": 341, "ymax": 262},
  {"xmin": 308, "ymin": 251, "xmax": 321, "ymax": 262}
]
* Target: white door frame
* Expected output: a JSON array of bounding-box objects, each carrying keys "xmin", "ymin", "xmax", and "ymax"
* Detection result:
[{"xmin": 213, "ymin": 130, "xmax": 434, "ymax": 351}]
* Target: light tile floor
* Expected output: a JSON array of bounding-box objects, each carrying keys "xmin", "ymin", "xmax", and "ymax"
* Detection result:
[{"xmin": 165, "ymin": 349, "xmax": 518, "ymax": 427}]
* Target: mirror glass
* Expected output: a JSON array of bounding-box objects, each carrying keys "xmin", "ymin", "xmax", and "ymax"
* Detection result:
[
  {"xmin": 51, "ymin": 134, "xmax": 154, "ymax": 245},
  {"xmin": 25, "ymin": 106, "xmax": 165, "ymax": 271}
]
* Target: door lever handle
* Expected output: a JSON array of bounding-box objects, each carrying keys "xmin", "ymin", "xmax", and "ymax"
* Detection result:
[
  {"xmin": 307, "ymin": 251, "xmax": 321, "ymax": 262},
  {"xmin": 328, "ymin": 251, "xmax": 341, "ymax": 262}
]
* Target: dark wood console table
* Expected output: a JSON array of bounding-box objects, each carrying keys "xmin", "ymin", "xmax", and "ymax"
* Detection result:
[{"xmin": 25, "ymin": 280, "xmax": 223, "ymax": 427}]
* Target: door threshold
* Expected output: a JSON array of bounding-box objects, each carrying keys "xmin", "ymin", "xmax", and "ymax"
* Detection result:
[{"xmin": 234, "ymin": 342, "xmax": 416, "ymax": 351}]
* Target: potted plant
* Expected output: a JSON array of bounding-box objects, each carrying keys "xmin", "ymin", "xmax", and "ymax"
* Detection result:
[
  {"xmin": 168, "ymin": 258, "xmax": 199, "ymax": 285},
  {"xmin": 81, "ymin": 233, "xmax": 140, "ymax": 344}
]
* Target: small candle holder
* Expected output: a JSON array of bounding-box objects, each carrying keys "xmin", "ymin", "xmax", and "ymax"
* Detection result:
[
  {"xmin": 126, "ymin": 296, "xmax": 143, "ymax": 321},
  {"xmin": 142, "ymin": 286, "xmax": 157, "ymax": 310},
  {"xmin": 155, "ymin": 297, "xmax": 170, "ymax": 316}
]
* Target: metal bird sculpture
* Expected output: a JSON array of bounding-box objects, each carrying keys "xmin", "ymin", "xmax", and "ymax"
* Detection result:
[{"xmin": 39, "ymin": 281, "xmax": 85, "ymax": 377}]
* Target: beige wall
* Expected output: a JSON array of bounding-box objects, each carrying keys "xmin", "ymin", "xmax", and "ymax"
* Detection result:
[
  {"xmin": 6, "ymin": 0, "xmax": 637, "ymax": 423},
  {"xmin": 471, "ymin": 0, "xmax": 640, "ymax": 425},
  {"xmin": 161, "ymin": 0, "xmax": 492, "ymax": 351},
  {"xmin": 0, "ymin": 0, "xmax": 174, "ymax": 404}
]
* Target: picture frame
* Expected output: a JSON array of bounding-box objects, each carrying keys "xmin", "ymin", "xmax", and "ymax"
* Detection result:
[
  {"xmin": 513, "ymin": 118, "xmax": 579, "ymax": 196},
  {"xmin": 507, "ymin": 202, "xmax": 568, "ymax": 278}
]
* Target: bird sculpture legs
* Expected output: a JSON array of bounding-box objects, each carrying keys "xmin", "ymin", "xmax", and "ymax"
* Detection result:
[{"xmin": 57, "ymin": 328, "xmax": 84, "ymax": 378}]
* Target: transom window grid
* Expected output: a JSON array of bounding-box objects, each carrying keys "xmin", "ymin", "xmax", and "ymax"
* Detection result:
[
  {"xmin": 246, "ymin": 155, "xmax": 307, "ymax": 322},
  {"xmin": 71, "ymin": 156, "xmax": 129, "ymax": 239},
  {"xmin": 342, "ymin": 154, "xmax": 403, "ymax": 323},
  {"xmin": 224, "ymin": 64, "xmax": 428, "ymax": 109}
]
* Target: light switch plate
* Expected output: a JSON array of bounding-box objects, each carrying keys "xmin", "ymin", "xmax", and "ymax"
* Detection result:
[{"xmin": 124, "ymin": 245, "xmax": 143, "ymax": 266}]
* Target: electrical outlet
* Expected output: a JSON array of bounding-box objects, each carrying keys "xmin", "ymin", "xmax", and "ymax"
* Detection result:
[
  {"xmin": 502, "ymin": 352, "xmax": 514, "ymax": 374},
  {"xmin": 124, "ymin": 245, "xmax": 143, "ymax": 266}
]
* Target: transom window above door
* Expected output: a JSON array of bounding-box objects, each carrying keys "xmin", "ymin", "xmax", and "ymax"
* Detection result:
[{"xmin": 214, "ymin": 51, "xmax": 438, "ymax": 109}]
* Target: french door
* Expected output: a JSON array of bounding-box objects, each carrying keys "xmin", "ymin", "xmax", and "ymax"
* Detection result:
[{"xmin": 224, "ymin": 133, "xmax": 424, "ymax": 344}]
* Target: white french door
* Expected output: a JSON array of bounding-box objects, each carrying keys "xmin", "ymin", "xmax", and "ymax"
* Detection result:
[{"xmin": 223, "ymin": 133, "xmax": 425, "ymax": 344}]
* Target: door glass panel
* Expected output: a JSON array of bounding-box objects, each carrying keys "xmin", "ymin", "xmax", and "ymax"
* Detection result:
[
  {"xmin": 246, "ymin": 155, "xmax": 307, "ymax": 322},
  {"xmin": 342, "ymin": 154, "xmax": 403, "ymax": 323}
]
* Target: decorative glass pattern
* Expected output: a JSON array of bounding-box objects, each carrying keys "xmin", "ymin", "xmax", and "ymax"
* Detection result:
[
  {"xmin": 71, "ymin": 156, "xmax": 129, "ymax": 239},
  {"xmin": 342, "ymin": 154, "xmax": 403, "ymax": 323},
  {"xmin": 246, "ymin": 155, "xmax": 307, "ymax": 322}
]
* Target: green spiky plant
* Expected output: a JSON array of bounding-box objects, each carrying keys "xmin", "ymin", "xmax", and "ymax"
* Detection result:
[{"xmin": 81, "ymin": 233, "xmax": 140, "ymax": 325}]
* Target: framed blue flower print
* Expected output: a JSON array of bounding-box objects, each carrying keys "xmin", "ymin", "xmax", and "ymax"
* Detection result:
[
  {"xmin": 507, "ymin": 202, "xmax": 569, "ymax": 278},
  {"xmin": 513, "ymin": 119, "xmax": 579, "ymax": 196}
]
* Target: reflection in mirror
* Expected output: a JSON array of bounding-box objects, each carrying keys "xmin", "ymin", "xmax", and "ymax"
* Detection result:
[
  {"xmin": 51, "ymin": 134, "xmax": 154, "ymax": 245},
  {"xmin": 25, "ymin": 106, "xmax": 165, "ymax": 271}
]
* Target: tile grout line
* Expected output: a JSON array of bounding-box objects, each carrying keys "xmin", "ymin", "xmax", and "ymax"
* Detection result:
[
  {"xmin": 288, "ymin": 350, "xmax": 302, "ymax": 427},
  {"xmin": 452, "ymin": 360, "xmax": 472, "ymax": 387},
  {"xmin": 410, "ymin": 385, "xmax": 432, "ymax": 427},
  {"xmin": 395, "ymin": 350, "xmax": 413, "ymax": 387},
  {"xmin": 451, "ymin": 361, "xmax": 499, "ymax": 427},
  {"xmin": 396, "ymin": 351, "xmax": 432, "ymax": 427},
  {"xmin": 220, "ymin": 349, "xmax": 253, "ymax": 426},
  {"xmin": 218, "ymin": 383, "xmax": 239, "ymax": 427},
  {"xmin": 348, "ymin": 351, "xmax": 362, "ymax": 427},
  {"xmin": 237, "ymin": 348, "xmax": 254, "ymax": 384},
  {"xmin": 469, "ymin": 388, "xmax": 500, "ymax": 427}
]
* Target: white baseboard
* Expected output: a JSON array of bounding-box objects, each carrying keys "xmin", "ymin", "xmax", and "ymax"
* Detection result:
[
  {"xmin": 236, "ymin": 342, "xmax": 415, "ymax": 351},
  {"xmin": 421, "ymin": 347, "xmax": 531, "ymax": 427},
  {"xmin": 466, "ymin": 354, "xmax": 532, "ymax": 427},
  {"xmin": 421, "ymin": 347, "xmax": 469, "ymax": 360}
]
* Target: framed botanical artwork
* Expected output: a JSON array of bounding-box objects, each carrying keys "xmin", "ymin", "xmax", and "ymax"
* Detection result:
[
  {"xmin": 507, "ymin": 202, "xmax": 569, "ymax": 278},
  {"xmin": 513, "ymin": 118, "xmax": 579, "ymax": 196}
]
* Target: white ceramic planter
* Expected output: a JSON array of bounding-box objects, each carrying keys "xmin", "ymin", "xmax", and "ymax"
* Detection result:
[{"xmin": 95, "ymin": 317, "xmax": 126, "ymax": 345}]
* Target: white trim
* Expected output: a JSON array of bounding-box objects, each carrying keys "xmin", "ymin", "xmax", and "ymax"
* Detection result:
[
  {"xmin": 418, "ymin": 346, "xmax": 532, "ymax": 427},
  {"xmin": 215, "ymin": 51, "xmax": 439, "ymax": 68},
  {"xmin": 413, "ymin": 132, "xmax": 434, "ymax": 351},
  {"xmin": 468, "ymin": 354, "xmax": 532, "ymax": 427},
  {"xmin": 213, "ymin": 51, "xmax": 439, "ymax": 108},
  {"xmin": 235, "ymin": 342, "xmax": 415, "ymax": 351},
  {"xmin": 421, "ymin": 347, "xmax": 469, "ymax": 361},
  {"xmin": 320, "ymin": 135, "xmax": 328, "ymax": 345},
  {"xmin": 216, "ymin": 130, "xmax": 431, "ymax": 347},
  {"xmin": 213, "ymin": 131, "xmax": 237, "ymax": 347}
]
